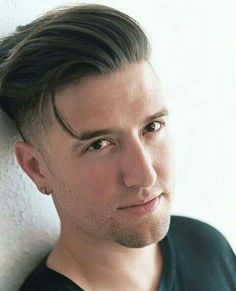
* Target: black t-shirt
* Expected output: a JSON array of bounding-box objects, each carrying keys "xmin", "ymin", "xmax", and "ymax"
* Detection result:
[{"xmin": 19, "ymin": 216, "xmax": 236, "ymax": 291}]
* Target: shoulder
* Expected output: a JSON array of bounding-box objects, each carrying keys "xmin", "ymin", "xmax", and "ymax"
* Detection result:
[
  {"xmin": 169, "ymin": 215, "xmax": 226, "ymax": 240},
  {"xmin": 168, "ymin": 215, "xmax": 235, "ymax": 259},
  {"xmin": 164, "ymin": 216, "xmax": 236, "ymax": 289},
  {"xmin": 19, "ymin": 257, "xmax": 82, "ymax": 291}
]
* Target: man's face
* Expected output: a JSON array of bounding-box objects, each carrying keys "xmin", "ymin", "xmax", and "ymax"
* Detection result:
[{"xmin": 44, "ymin": 61, "xmax": 175, "ymax": 248}]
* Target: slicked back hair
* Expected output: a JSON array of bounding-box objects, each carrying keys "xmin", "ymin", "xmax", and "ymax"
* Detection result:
[{"xmin": 0, "ymin": 4, "xmax": 151, "ymax": 145}]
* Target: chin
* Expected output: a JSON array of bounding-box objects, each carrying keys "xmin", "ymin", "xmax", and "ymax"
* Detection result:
[{"xmin": 111, "ymin": 208, "xmax": 171, "ymax": 249}]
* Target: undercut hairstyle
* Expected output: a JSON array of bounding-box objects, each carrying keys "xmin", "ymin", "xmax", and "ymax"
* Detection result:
[{"xmin": 0, "ymin": 4, "xmax": 151, "ymax": 145}]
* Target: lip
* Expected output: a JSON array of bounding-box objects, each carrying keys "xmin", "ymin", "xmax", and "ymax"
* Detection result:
[
  {"xmin": 118, "ymin": 195, "xmax": 160, "ymax": 208},
  {"xmin": 118, "ymin": 194, "xmax": 162, "ymax": 216}
]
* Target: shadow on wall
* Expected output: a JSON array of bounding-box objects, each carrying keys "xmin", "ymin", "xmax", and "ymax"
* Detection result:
[{"xmin": 0, "ymin": 110, "xmax": 60, "ymax": 291}]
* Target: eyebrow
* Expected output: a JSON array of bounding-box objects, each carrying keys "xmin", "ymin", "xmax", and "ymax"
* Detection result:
[{"xmin": 75, "ymin": 107, "xmax": 169, "ymax": 142}]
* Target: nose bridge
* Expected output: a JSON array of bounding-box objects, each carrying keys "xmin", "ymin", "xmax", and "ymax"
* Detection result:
[{"xmin": 121, "ymin": 136, "xmax": 157, "ymax": 188}]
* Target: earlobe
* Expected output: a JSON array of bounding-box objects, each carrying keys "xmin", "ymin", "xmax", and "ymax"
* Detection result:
[{"xmin": 14, "ymin": 141, "xmax": 48, "ymax": 190}]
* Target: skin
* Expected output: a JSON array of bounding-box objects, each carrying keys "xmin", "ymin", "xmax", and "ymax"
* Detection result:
[{"xmin": 15, "ymin": 61, "xmax": 175, "ymax": 290}]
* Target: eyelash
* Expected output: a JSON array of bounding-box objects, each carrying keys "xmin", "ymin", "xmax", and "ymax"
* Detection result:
[{"xmin": 85, "ymin": 120, "xmax": 166, "ymax": 153}]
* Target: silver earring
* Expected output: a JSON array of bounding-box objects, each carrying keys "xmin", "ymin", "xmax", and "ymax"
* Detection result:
[
  {"xmin": 39, "ymin": 186, "xmax": 51, "ymax": 195},
  {"xmin": 44, "ymin": 187, "xmax": 49, "ymax": 195}
]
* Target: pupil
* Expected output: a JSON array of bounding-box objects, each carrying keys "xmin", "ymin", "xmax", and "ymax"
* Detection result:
[
  {"xmin": 147, "ymin": 122, "xmax": 156, "ymax": 131},
  {"xmin": 93, "ymin": 140, "xmax": 103, "ymax": 149}
]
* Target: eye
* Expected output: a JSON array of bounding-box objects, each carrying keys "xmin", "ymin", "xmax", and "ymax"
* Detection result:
[
  {"xmin": 144, "ymin": 120, "xmax": 164, "ymax": 133},
  {"xmin": 86, "ymin": 139, "xmax": 111, "ymax": 152}
]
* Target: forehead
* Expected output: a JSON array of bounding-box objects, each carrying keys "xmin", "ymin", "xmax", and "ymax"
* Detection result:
[{"xmin": 55, "ymin": 62, "xmax": 165, "ymax": 130}]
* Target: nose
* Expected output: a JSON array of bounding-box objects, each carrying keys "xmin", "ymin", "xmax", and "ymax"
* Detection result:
[{"xmin": 121, "ymin": 138, "xmax": 157, "ymax": 189}]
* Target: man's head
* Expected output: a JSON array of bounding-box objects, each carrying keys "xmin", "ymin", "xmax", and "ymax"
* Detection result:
[
  {"xmin": 0, "ymin": 4, "xmax": 150, "ymax": 145},
  {"xmin": 0, "ymin": 4, "xmax": 175, "ymax": 248}
]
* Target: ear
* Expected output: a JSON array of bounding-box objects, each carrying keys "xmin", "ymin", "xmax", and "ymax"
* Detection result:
[{"xmin": 14, "ymin": 141, "xmax": 52, "ymax": 194}]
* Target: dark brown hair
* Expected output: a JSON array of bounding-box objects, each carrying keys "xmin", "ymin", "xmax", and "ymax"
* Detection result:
[{"xmin": 0, "ymin": 4, "xmax": 151, "ymax": 144}]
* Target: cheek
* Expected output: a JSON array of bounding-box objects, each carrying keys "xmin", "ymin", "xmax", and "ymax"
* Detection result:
[
  {"xmin": 50, "ymin": 161, "xmax": 120, "ymax": 226},
  {"xmin": 77, "ymin": 160, "xmax": 119, "ymax": 195},
  {"xmin": 152, "ymin": 135, "xmax": 175, "ymax": 183},
  {"xmin": 52, "ymin": 157, "xmax": 120, "ymax": 206}
]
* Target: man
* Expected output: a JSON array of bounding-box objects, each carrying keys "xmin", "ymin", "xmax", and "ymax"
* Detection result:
[{"xmin": 0, "ymin": 4, "xmax": 235, "ymax": 291}]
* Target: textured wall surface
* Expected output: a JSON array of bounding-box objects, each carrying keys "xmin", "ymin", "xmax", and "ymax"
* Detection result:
[
  {"xmin": 0, "ymin": 0, "xmax": 236, "ymax": 290},
  {"xmin": 0, "ymin": 111, "xmax": 60, "ymax": 291}
]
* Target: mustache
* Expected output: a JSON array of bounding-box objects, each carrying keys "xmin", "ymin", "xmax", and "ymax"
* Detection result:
[{"xmin": 120, "ymin": 185, "xmax": 172, "ymax": 199}]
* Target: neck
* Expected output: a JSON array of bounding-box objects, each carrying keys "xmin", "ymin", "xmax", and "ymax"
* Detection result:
[{"xmin": 47, "ymin": 225, "xmax": 163, "ymax": 291}]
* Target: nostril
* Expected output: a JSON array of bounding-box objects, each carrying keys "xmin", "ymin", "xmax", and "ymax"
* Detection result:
[{"xmin": 122, "ymin": 155, "xmax": 157, "ymax": 188}]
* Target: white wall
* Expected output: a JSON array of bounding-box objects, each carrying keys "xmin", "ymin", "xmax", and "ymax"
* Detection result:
[{"xmin": 0, "ymin": 0, "xmax": 235, "ymax": 290}]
